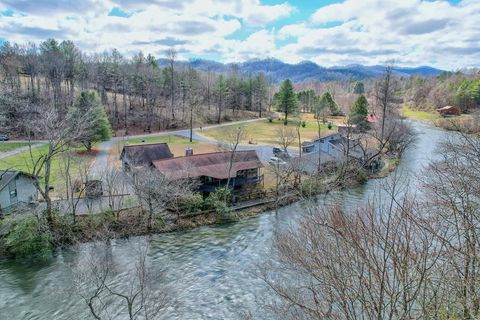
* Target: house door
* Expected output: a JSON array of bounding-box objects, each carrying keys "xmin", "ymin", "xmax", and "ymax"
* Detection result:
[{"xmin": 9, "ymin": 180, "xmax": 18, "ymax": 205}]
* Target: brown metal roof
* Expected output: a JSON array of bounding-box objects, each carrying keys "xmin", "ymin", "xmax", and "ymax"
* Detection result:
[
  {"xmin": 121, "ymin": 143, "xmax": 173, "ymax": 165},
  {"xmin": 152, "ymin": 150, "xmax": 263, "ymax": 180}
]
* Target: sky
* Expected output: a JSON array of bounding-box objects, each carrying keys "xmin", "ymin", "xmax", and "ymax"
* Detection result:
[{"xmin": 0, "ymin": 0, "xmax": 478, "ymax": 69}]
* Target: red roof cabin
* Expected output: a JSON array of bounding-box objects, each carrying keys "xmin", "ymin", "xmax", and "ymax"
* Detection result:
[{"xmin": 436, "ymin": 106, "xmax": 461, "ymax": 117}]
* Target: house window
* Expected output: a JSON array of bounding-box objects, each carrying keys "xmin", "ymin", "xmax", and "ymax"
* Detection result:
[
  {"xmin": 204, "ymin": 176, "xmax": 213, "ymax": 183},
  {"xmin": 8, "ymin": 180, "xmax": 17, "ymax": 202}
]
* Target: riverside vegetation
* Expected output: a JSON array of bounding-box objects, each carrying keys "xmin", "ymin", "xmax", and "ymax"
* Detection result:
[{"xmin": 0, "ymin": 63, "xmax": 413, "ymax": 261}]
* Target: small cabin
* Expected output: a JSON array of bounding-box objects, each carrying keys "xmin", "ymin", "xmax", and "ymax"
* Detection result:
[
  {"xmin": 437, "ymin": 106, "xmax": 461, "ymax": 117},
  {"xmin": 0, "ymin": 170, "xmax": 37, "ymax": 212},
  {"xmin": 120, "ymin": 143, "xmax": 174, "ymax": 170}
]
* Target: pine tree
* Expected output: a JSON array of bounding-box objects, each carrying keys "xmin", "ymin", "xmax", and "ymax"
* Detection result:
[
  {"xmin": 69, "ymin": 90, "xmax": 112, "ymax": 151},
  {"xmin": 276, "ymin": 79, "xmax": 298, "ymax": 125},
  {"xmin": 353, "ymin": 81, "xmax": 365, "ymax": 94},
  {"xmin": 319, "ymin": 92, "xmax": 342, "ymax": 116},
  {"xmin": 351, "ymin": 94, "xmax": 369, "ymax": 131}
]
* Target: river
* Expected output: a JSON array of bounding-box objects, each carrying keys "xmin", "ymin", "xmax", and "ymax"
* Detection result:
[{"xmin": 0, "ymin": 122, "xmax": 448, "ymax": 320}]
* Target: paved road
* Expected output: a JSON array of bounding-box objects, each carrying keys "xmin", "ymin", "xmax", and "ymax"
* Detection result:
[
  {"xmin": 0, "ymin": 142, "xmax": 46, "ymax": 160},
  {"xmin": 89, "ymin": 117, "xmax": 267, "ymax": 175}
]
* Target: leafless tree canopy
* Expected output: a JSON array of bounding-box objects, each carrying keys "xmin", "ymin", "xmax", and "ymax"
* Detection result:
[
  {"xmin": 71, "ymin": 240, "xmax": 170, "ymax": 320},
  {"xmin": 260, "ymin": 130, "xmax": 480, "ymax": 319}
]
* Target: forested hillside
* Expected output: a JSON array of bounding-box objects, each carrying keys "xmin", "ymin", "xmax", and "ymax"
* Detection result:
[
  {"xmin": 1, "ymin": 38, "xmax": 477, "ymax": 140},
  {"xmin": 403, "ymin": 72, "xmax": 480, "ymax": 112},
  {"xmin": 0, "ymin": 39, "xmax": 273, "ymax": 137}
]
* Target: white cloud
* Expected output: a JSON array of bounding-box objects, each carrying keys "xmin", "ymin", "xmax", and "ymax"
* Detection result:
[
  {"xmin": 0, "ymin": 0, "xmax": 478, "ymax": 69},
  {"xmin": 299, "ymin": 0, "xmax": 480, "ymax": 69}
]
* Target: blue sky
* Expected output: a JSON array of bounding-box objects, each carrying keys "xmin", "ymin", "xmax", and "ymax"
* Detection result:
[{"xmin": 0, "ymin": 0, "xmax": 478, "ymax": 69}]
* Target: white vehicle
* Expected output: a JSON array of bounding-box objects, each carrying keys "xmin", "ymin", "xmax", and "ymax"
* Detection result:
[{"xmin": 268, "ymin": 156, "xmax": 287, "ymax": 166}]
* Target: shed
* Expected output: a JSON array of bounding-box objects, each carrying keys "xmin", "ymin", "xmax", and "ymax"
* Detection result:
[{"xmin": 0, "ymin": 170, "xmax": 37, "ymax": 211}]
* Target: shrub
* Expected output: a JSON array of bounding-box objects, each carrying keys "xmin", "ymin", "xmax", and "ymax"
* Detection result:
[
  {"xmin": 327, "ymin": 122, "xmax": 333, "ymax": 130},
  {"xmin": 81, "ymin": 210, "xmax": 116, "ymax": 230},
  {"xmin": 2, "ymin": 215, "xmax": 53, "ymax": 259},
  {"xmin": 301, "ymin": 120, "xmax": 306, "ymax": 128},
  {"xmin": 204, "ymin": 188, "xmax": 232, "ymax": 215},
  {"xmin": 179, "ymin": 193, "xmax": 204, "ymax": 213},
  {"xmin": 300, "ymin": 177, "xmax": 325, "ymax": 196}
]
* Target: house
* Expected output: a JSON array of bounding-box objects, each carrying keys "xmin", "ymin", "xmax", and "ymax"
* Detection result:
[
  {"xmin": 437, "ymin": 106, "xmax": 461, "ymax": 116},
  {"xmin": 120, "ymin": 143, "xmax": 174, "ymax": 170},
  {"xmin": 328, "ymin": 136, "xmax": 366, "ymax": 160},
  {"xmin": 315, "ymin": 133, "xmax": 343, "ymax": 154},
  {"xmin": 312, "ymin": 133, "xmax": 371, "ymax": 161},
  {"xmin": 152, "ymin": 150, "xmax": 263, "ymax": 194},
  {"xmin": 0, "ymin": 170, "xmax": 37, "ymax": 212}
]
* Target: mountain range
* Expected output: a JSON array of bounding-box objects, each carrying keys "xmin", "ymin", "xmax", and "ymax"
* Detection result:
[{"xmin": 158, "ymin": 58, "xmax": 445, "ymax": 83}]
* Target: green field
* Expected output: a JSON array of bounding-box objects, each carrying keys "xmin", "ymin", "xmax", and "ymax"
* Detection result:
[
  {"xmin": 400, "ymin": 106, "xmax": 441, "ymax": 122},
  {"xmin": 400, "ymin": 106, "xmax": 474, "ymax": 123},
  {"xmin": 0, "ymin": 142, "xmax": 31, "ymax": 153},
  {"xmin": 200, "ymin": 118, "xmax": 337, "ymax": 146},
  {"xmin": 121, "ymin": 134, "xmax": 218, "ymax": 157},
  {"xmin": 0, "ymin": 144, "xmax": 95, "ymax": 190},
  {"xmin": 125, "ymin": 134, "xmax": 200, "ymax": 146}
]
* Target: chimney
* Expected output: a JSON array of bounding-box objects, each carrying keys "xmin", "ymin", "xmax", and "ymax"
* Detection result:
[{"xmin": 185, "ymin": 147, "xmax": 193, "ymax": 156}]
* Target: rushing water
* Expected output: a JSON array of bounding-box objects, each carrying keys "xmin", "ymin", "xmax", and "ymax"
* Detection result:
[{"xmin": 0, "ymin": 122, "xmax": 449, "ymax": 320}]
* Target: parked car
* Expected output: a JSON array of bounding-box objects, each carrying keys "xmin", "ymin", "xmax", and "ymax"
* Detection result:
[
  {"xmin": 272, "ymin": 147, "xmax": 290, "ymax": 160},
  {"xmin": 268, "ymin": 156, "xmax": 287, "ymax": 166},
  {"xmin": 0, "ymin": 134, "xmax": 9, "ymax": 141}
]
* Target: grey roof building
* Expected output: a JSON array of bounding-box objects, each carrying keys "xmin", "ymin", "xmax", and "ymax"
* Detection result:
[
  {"xmin": 0, "ymin": 170, "xmax": 37, "ymax": 211},
  {"xmin": 120, "ymin": 143, "xmax": 174, "ymax": 170}
]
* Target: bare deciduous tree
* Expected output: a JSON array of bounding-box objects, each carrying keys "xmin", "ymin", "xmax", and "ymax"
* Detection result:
[
  {"xmin": 219, "ymin": 126, "xmax": 247, "ymax": 203},
  {"xmin": 71, "ymin": 240, "xmax": 170, "ymax": 320},
  {"xmin": 260, "ymin": 176, "xmax": 442, "ymax": 319},
  {"xmin": 276, "ymin": 126, "xmax": 296, "ymax": 153},
  {"xmin": 25, "ymin": 102, "xmax": 91, "ymax": 226}
]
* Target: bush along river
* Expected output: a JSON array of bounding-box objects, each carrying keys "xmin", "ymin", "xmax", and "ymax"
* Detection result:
[{"xmin": 0, "ymin": 122, "xmax": 449, "ymax": 320}]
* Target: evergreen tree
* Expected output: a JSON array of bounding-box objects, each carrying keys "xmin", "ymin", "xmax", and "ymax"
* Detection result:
[
  {"xmin": 276, "ymin": 79, "xmax": 298, "ymax": 124},
  {"xmin": 353, "ymin": 81, "xmax": 365, "ymax": 94},
  {"xmin": 319, "ymin": 92, "xmax": 343, "ymax": 116},
  {"xmin": 69, "ymin": 90, "xmax": 112, "ymax": 151},
  {"xmin": 351, "ymin": 94, "xmax": 369, "ymax": 131},
  {"xmin": 455, "ymin": 79, "xmax": 480, "ymax": 112}
]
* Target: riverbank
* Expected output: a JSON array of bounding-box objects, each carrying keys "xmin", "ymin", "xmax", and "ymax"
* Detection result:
[
  {"xmin": 0, "ymin": 121, "xmax": 442, "ymax": 320},
  {"xmin": 401, "ymin": 106, "xmax": 479, "ymax": 134},
  {"xmin": 0, "ymin": 158, "xmax": 378, "ymax": 260}
]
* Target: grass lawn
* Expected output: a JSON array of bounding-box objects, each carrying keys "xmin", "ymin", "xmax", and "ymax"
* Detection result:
[
  {"xmin": 115, "ymin": 134, "xmax": 218, "ymax": 158},
  {"xmin": 199, "ymin": 117, "xmax": 338, "ymax": 146},
  {"xmin": 0, "ymin": 144, "xmax": 96, "ymax": 193},
  {"xmin": 400, "ymin": 106, "xmax": 441, "ymax": 122},
  {"xmin": 0, "ymin": 142, "xmax": 31, "ymax": 153},
  {"xmin": 400, "ymin": 106, "xmax": 474, "ymax": 123}
]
